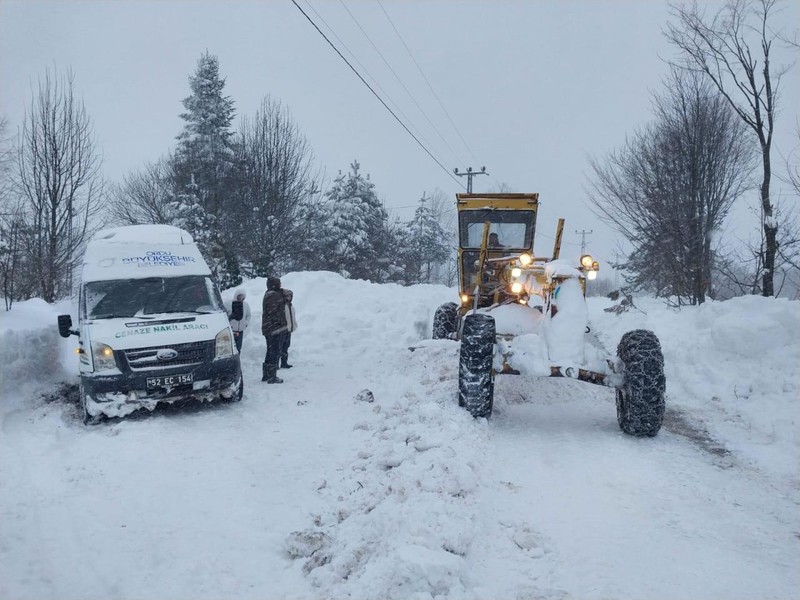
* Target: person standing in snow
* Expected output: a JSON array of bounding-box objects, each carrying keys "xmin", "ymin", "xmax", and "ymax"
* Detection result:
[
  {"xmin": 224, "ymin": 289, "xmax": 251, "ymax": 353},
  {"xmin": 261, "ymin": 277, "xmax": 288, "ymax": 384},
  {"xmin": 280, "ymin": 288, "xmax": 298, "ymax": 369}
]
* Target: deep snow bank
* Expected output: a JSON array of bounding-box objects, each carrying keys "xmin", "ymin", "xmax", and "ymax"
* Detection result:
[
  {"xmin": 588, "ymin": 294, "xmax": 800, "ymax": 480},
  {"xmin": 2, "ymin": 277, "xmax": 798, "ymax": 475},
  {"xmin": 0, "ymin": 298, "xmax": 74, "ymax": 414}
]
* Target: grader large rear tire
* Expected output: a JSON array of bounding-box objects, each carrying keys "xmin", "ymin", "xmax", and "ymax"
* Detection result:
[
  {"xmin": 615, "ymin": 329, "xmax": 665, "ymax": 437},
  {"xmin": 458, "ymin": 313, "xmax": 495, "ymax": 419}
]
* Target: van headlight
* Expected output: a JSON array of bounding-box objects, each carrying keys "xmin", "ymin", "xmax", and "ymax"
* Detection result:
[
  {"xmin": 215, "ymin": 328, "xmax": 234, "ymax": 358},
  {"xmin": 92, "ymin": 343, "xmax": 117, "ymax": 371}
]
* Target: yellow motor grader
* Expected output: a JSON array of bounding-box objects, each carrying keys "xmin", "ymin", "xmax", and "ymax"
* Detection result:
[{"xmin": 432, "ymin": 193, "xmax": 665, "ymax": 436}]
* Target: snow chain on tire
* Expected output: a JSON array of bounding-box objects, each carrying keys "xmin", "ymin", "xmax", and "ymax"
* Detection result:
[
  {"xmin": 458, "ymin": 313, "xmax": 496, "ymax": 419},
  {"xmin": 433, "ymin": 302, "xmax": 459, "ymax": 339},
  {"xmin": 616, "ymin": 329, "xmax": 666, "ymax": 437}
]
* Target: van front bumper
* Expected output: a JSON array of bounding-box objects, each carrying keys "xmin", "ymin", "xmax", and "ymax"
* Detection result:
[{"xmin": 81, "ymin": 356, "xmax": 241, "ymax": 419}]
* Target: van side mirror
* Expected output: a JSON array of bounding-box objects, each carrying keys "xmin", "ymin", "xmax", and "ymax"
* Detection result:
[
  {"xmin": 230, "ymin": 300, "xmax": 244, "ymax": 322},
  {"xmin": 58, "ymin": 314, "xmax": 76, "ymax": 338}
]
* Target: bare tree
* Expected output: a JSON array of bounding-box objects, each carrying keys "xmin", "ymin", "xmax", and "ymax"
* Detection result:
[
  {"xmin": 589, "ymin": 70, "xmax": 755, "ymax": 305},
  {"xmin": 782, "ymin": 129, "xmax": 800, "ymax": 291},
  {"xmin": 108, "ymin": 157, "xmax": 177, "ymax": 225},
  {"xmin": 426, "ymin": 188, "xmax": 458, "ymax": 285},
  {"xmin": 16, "ymin": 68, "xmax": 104, "ymax": 302},
  {"xmin": 666, "ymin": 0, "xmax": 794, "ymax": 296},
  {"xmin": 234, "ymin": 96, "xmax": 320, "ymax": 277},
  {"xmin": 789, "ymin": 125, "xmax": 800, "ymax": 196},
  {"xmin": 0, "ymin": 116, "xmax": 26, "ymax": 309}
]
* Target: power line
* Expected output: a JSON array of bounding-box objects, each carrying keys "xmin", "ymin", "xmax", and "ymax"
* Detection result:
[
  {"xmin": 376, "ymin": 0, "xmax": 482, "ymax": 166},
  {"xmin": 302, "ymin": 1, "xmax": 437, "ymax": 155},
  {"xmin": 291, "ymin": 0, "xmax": 465, "ymax": 189},
  {"xmin": 537, "ymin": 231, "xmax": 582, "ymax": 246},
  {"xmin": 338, "ymin": 0, "xmax": 465, "ymax": 168}
]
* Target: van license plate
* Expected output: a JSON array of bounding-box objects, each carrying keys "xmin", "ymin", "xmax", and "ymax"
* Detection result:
[{"xmin": 147, "ymin": 373, "xmax": 193, "ymax": 389}]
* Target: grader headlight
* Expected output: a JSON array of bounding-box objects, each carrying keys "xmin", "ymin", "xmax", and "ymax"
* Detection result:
[
  {"xmin": 580, "ymin": 254, "xmax": 594, "ymax": 268},
  {"xmin": 519, "ymin": 253, "xmax": 532, "ymax": 266},
  {"xmin": 587, "ymin": 270, "xmax": 598, "ymax": 280},
  {"xmin": 511, "ymin": 267, "xmax": 522, "ymax": 278},
  {"xmin": 511, "ymin": 282, "xmax": 523, "ymax": 294},
  {"xmin": 460, "ymin": 293, "xmax": 470, "ymax": 305}
]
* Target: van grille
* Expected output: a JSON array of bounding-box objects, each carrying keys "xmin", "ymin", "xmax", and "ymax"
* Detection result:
[{"xmin": 122, "ymin": 340, "xmax": 213, "ymax": 372}]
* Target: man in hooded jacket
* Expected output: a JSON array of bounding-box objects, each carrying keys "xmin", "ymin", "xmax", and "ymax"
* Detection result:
[{"xmin": 261, "ymin": 277, "xmax": 288, "ymax": 383}]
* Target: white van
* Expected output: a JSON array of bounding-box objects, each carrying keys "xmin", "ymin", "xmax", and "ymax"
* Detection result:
[{"xmin": 58, "ymin": 224, "xmax": 243, "ymax": 423}]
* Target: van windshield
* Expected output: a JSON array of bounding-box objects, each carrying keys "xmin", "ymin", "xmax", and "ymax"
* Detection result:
[{"xmin": 84, "ymin": 276, "xmax": 223, "ymax": 319}]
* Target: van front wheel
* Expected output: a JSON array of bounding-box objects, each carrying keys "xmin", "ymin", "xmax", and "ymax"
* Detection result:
[
  {"xmin": 80, "ymin": 383, "xmax": 103, "ymax": 426},
  {"xmin": 223, "ymin": 377, "xmax": 243, "ymax": 403}
]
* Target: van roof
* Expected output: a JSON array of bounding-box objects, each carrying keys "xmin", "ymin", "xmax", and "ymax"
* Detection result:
[
  {"xmin": 82, "ymin": 225, "xmax": 212, "ymax": 283},
  {"xmin": 92, "ymin": 224, "xmax": 194, "ymax": 245}
]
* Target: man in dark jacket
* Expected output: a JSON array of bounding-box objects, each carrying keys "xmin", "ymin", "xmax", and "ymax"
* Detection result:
[{"xmin": 261, "ymin": 277, "xmax": 288, "ymax": 383}]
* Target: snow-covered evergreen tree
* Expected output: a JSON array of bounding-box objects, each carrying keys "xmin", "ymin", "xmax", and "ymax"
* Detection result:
[
  {"xmin": 172, "ymin": 52, "xmax": 240, "ymax": 287},
  {"xmin": 174, "ymin": 51, "xmax": 236, "ymax": 203},
  {"xmin": 401, "ymin": 193, "xmax": 451, "ymax": 284},
  {"xmin": 324, "ymin": 161, "xmax": 393, "ymax": 281}
]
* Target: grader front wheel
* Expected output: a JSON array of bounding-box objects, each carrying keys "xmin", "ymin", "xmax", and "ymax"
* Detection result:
[
  {"xmin": 615, "ymin": 329, "xmax": 666, "ymax": 437},
  {"xmin": 458, "ymin": 313, "xmax": 495, "ymax": 418}
]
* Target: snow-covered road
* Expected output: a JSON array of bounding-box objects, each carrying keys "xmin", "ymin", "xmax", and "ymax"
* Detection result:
[{"xmin": 1, "ymin": 272, "xmax": 798, "ymax": 600}]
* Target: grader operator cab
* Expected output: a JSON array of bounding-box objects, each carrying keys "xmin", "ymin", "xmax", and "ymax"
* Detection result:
[{"xmin": 433, "ymin": 193, "xmax": 666, "ymax": 436}]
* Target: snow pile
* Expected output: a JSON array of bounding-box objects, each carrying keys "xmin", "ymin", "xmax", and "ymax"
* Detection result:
[
  {"xmin": 0, "ymin": 298, "xmax": 74, "ymax": 414},
  {"xmin": 227, "ymin": 271, "xmax": 457, "ymax": 357},
  {"xmin": 544, "ymin": 277, "xmax": 587, "ymax": 365},
  {"xmin": 589, "ymin": 294, "xmax": 800, "ymax": 480},
  {"xmin": 286, "ymin": 350, "xmax": 487, "ymax": 599}
]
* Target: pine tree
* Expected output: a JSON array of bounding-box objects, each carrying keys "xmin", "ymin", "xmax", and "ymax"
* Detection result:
[
  {"xmin": 402, "ymin": 193, "xmax": 451, "ymax": 284},
  {"xmin": 324, "ymin": 161, "xmax": 392, "ymax": 281},
  {"xmin": 175, "ymin": 52, "xmax": 236, "ymax": 202},
  {"xmin": 172, "ymin": 51, "xmax": 240, "ymax": 287}
]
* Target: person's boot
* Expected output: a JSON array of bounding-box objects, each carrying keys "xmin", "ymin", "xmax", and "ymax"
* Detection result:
[
  {"xmin": 261, "ymin": 363, "xmax": 269, "ymax": 382},
  {"xmin": 266, "ymin": 366, "xmax": 283, "ymax": 384},
  {"xmin": 280, "ymin": 357, "xmax": 293, "ymax": 369}
]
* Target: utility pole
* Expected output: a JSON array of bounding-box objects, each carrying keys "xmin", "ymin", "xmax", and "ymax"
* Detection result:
[
  {"xmin": 575, "ymin": 229, "xmax": 593, "ymax": 254},
  {"xmin": 454, "ymin": 166, "xmax": 488, "ymax": 193}
]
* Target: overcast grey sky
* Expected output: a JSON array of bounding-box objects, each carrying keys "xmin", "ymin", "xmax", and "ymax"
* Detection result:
[{"xmin": 1, "ymin": 0, "xmax": 798, "ymax": 267}]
